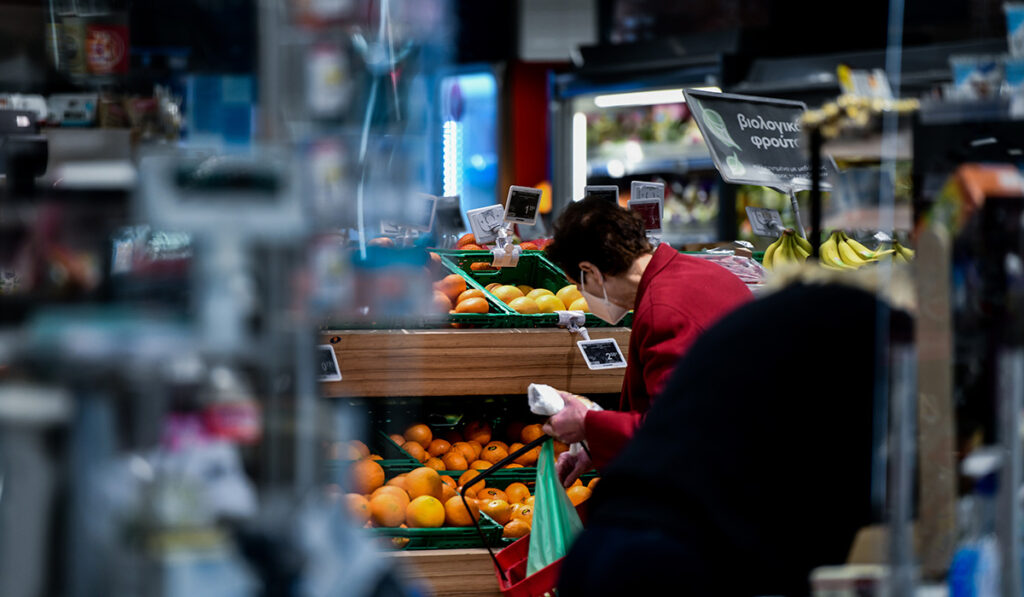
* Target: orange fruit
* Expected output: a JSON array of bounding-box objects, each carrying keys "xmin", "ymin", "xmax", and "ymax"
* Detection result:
[
  {"xmin": 372, "ymin": 485, "xmax": 410, "ymax": 507},
  {"xmin": 433, "ymin": 290, "xmax": 453, "ymax": 312},
  {"xmin": 389, "ymin": 433, "xmax": 406, "ymax": 446},
  {"xmin": 553, "ymin": 440, "xmax": 570, "ymax": 456},
  {"xmin": 526, "ymin": 288, "xmax": 554, "ymax": 300},
  {"xmin": 491, "ymin": 285, "xmax": 525, "ymax": 304},
  {"xmin": 571, "ymin": 478, "xmax": 583, "ymax": 487},
  {"xmin": 369, "ymin": 454, "xmax": 383, "ymax": 461},
  {"xmin": 436, "ymin": 274, "xmax": 467, "ymax": 302},
  {"xmin": 457, "ymin": 288, "xmax": 486, "ymax": 304},
  {"xmin": 505, "ymin": 421, "xmax": 525, "ymax": 443},
  {"xmin": 521, "ymin": 424, "xmax": 544, "ymax": 444},
  {"xmin": 523, "ymin": 496, "xmax": 535, "ymax": 507},
  {"xmin": 444, "ymin": 496, "xmax": 480, "ymax": 527},
  {"xmin": 346, "ymin": 494, "xmax": 371, "ymax": 525},
  {"xmin": 566, "ymin": 485, "xmax": 592, "ymax": 506},
  {"xmin": 404, "ymin": 424, "xmax": 433, "ymax": 448},
  {"xmin": 441, "ymin": 483, "xmax": 457, "ymax": 502},
  {"xmin": 402, "ymin": 441, "xmax": 429, "ymax": 463},
  {"xmin": 442, "ymin": 451, "xmax": 468, "ymax": 471},
  {"xmin": 481, "ymin": 444, "xmax": 508, "ymax": 464},
  {"xmin": 460, "ymin": 243, "xmax": 486, "ymax": 251},
  {"xmin": 369, "ymin": 493, "xmax": 406, "ymax": 527},
  {"xmin": 458, "ymin": 469, "xmax": 482, "ymax": 490},
  {"xmin": 485, "ymin": 283, "xmax": 502, "ymax": 293},
  {"xmin": 466, "ymin": 440, "xmax": 484, "ymax": 459},
  {"xmin": 427, "ymin": 439, "xmax": 451, "ymax": 458},
  {"xmin": 405, "ymin": 467, "xmax": 443, "ymax": 500},
  {"xmin": 455, "ymin": 233, "xmax": 477, "ymax": 248},
  {"xmin": 485, "ymin": 440, "xmax": 509, "ymax": 453},
  {"xmin": 441, "ymin": 475, "xmax": 457, "ymax": 489},
  {"xmin": 569, "ymin": 297, "xmax": 589, "ymax": 312},
  {"xmin": 406, "ymin": 495, "xmax": 445, "ymax": 528},
  {"xmin": 350, "ymin": 459, "xmax": 385, "ymax": 494},
  {"xmin": 452, "ymin": 442, "xmax": 476, "ymax": 462},
  {"xmin": 508, "ymin": 297, "xmax": 540, "ymax": 314},
  {"xmin": 478, "ymin": 487, "xmax": 508, "ymax": 503},
  {"xmin": 511, "ymin": 505, "xmax": 534, "ymax": 525},
  {"xmin": 455, "ymin": 297, "xmax": 489, "ymax": 314},
  {"xmin": 470, "ymin": 460, "xmax": 492, "ymax": 470},
  {"xmin": 505, "ymin": 483, "xmax": 530, "ymax": 504},
  {"xmin": 386, "ymin": 474, "xmax": 408, "ymax": 491},
  {"xmin": 480, "ymin": 499, "xmax": 512, "ymax": 525},
  {"xmin": 516, "ymin": 284, "xmax": 534, "ymax": 295},
  {"xmin": 588, "ymin": 477, "xmax": 600, "ymax": 490},
  {"xmin": 519, "ymin": 241, "xmax": 539, "ymax": 251},
  {"xmin": 443, "ymin": 430, "xmax": 464, "ymax": 444},
  {"xmin": 556, "ymin": 284, "xmax": 583, "ymax": 307},
  {"xmin": 535, "ymin": 294, "xmax": 567, "ymax": 313},
  {"xmin": 506, "ymin": 464, "xmax": 524, "ymax": 468},
  {"xmin": 424, "ymin": 457, "xmax": 446, "ymax": 471},
  {"xmin": 349, "ymin": 440, "xmax": 371, "ymax": 459},
  {"xmin": 503, "ymin": 519, "xmax": 531, "ymax": 539},
  {"xmin": 464, "ymin": 422, "xmax": 492, "ymax": 446},
  {"xmin": 471, "ymin": 262, "xmax": 497, "ymax": 271},
  {"xmin": 508, "ymin": 442, "xmax": 523, "ymax": 455},
  {"xmin": 514, "ymin": 446, "xmax": 540, "ymax": 466}
]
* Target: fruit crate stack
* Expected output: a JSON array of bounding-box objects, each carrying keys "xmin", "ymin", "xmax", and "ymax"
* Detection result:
[
  {"xmin": 331, "ymin": 420, "xmax": 598, "ymax": 548},
  {"xmin": 437, "ymin": 250, "xmax": 634, "ymax": 329}
]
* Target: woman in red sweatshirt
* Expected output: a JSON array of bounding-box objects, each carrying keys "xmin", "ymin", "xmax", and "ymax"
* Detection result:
[{"xmin": 542, "ymin": 197, "xmax": 751, "ymax": 485}]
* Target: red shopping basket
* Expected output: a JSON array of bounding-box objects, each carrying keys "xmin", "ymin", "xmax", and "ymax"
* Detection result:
[{"xmin": 460, "ymin": 435, "xmax": 587, "ymax": 597}]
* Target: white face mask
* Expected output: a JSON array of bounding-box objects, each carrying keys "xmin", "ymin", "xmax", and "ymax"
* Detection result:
[{"xmin": 579, "ymin": 269, "xmax": 628, "ymax": 325}]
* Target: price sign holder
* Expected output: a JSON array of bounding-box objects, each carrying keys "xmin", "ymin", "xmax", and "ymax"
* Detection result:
[
  {"xmin": 745, "ymin": 206, "xmax": 785, "ymax": 238},
  {"xmin": 466, "ymin": 204, "xmax": 505, "ymax": 245},
  {"xmin": 317, "ymin": 344, "xmax": 342, "ymax": 382},
  {"xmin": 584, "ymin": 185, "xmax": 619, "ymax": 204},
  {"xmin": 577, "ymin": 338, "xmax": 627, "ymax": 370},
  {"xmin": 380, "ymin": 193, "xmax": 438, "ymax": 246},
  {"xmin": 504, "ymin": 186, "xmax": 542, "ymax": 225}
]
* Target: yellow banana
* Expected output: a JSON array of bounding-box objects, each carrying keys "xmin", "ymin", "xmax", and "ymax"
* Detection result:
[
  {"xmin": 793, "ymin": 233, "xmax": 813, "ymax": 255},
  {"xmin": 894, "ymin": 241, "xmax": 915, "ymax": 261},
  {"xmin": 763, "ymin": 235, "xmax": 783, "ymax": 270},
  {"xmin": 839, "ymin": 233, "xmax": 879, "ymax": 261},
  {"xmin": 820, "ymin": 233, "xmax": 856, "ymax": 270},
  {"xmin": 837, "ymin": 236, "xmax": 870, "ymax": 267}
]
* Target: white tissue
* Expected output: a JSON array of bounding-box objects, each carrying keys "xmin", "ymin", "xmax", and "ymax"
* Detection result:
[{"xmin": 528, "ymin": 383, "xmax": 565, "ymax": 416}]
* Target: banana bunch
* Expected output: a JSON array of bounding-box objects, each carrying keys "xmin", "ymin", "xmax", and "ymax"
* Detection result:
[
  {"xmin": 763, "ymin": 228, "xmax": 811, "ymax": 270},
  {"xmin": 891, "ymin": 240, "xmax": 915, "ymax": 264},
  {"xmin": 819, "ymin": 231, "xmax": 896, "ymax": 270}
]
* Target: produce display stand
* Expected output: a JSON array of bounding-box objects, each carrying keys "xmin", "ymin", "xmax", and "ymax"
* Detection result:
[{"xmin": 320, "ymin": 326, "xmax": 629, "ymax": 595}]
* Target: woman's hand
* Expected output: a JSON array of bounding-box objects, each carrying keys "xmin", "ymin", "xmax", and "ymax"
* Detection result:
[
  {"xmin": 541, "ymin": 392, "xmax": 589, "ymax": 444},
  {"xmin": 556, "ymin": 449, "xmax": 592, "ymax": 488}
]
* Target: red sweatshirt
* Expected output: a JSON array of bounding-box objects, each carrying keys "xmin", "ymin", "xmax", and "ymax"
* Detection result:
[{"xmin": 584, "ymin": 245, "xmax": 752, "ymax": 468}]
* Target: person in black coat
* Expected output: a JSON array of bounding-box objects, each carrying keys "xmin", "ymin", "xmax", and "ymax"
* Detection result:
[{"xmin": 558, "ymin": 281, "xmax": 912, "ymax": 596}]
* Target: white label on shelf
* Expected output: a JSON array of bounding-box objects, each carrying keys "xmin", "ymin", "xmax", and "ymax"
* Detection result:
[
  {"xmin": 745, "ymin": 206, "xmax": 785, "ymax": 237},
  {"xmin": 578, "ymin": 338, "xmax": 627, "ymax": 370},
  {"xmin": 317, "ymin": 345, "xmax": 342, "ymax": 382}
]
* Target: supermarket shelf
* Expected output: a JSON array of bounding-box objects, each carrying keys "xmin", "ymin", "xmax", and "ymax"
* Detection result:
[
  {"xmin": 320, "ymin": 327, "xmax": 630, "ymax": 398},
  {"xmin": 387, "ymin": 548, "xmax": 502, "ymax": 597},
  {"xmin": 588, "ymin": 155, "xmax": 716, "ymax": 178}
]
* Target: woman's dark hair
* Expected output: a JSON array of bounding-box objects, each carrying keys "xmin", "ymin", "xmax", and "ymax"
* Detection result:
[{"xmin": 545, "ymin": 197, "xmax": 653, "ymax": 278}]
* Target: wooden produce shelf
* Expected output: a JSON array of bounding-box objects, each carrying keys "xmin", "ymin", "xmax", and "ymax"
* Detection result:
[
  {"xmin": 320, "ymin": 327, "xmax": 630, "ymax": 398},
  {"xmin": 389, "ymin": 548, "xmax": 503, "ymax": 597}
]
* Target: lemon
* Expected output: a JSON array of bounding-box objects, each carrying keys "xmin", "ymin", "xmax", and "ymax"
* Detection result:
[
  {"xmin": 556, "ymin": 284, "xmax": 583, "ymax": 307},
  {"xmin": 526, "ymin": 288, "xmax": 555, "ymax": 301},
  {"xmin": 569, "ymin": 297, "xmax": 589, "ymax": 313},
  {"xmin": 535, "ymin": 295, "xmax": 566, "ymax": 313},
  {"xmin": 507, "ymin": 297, "xmax": 540, "ymax": 314}
]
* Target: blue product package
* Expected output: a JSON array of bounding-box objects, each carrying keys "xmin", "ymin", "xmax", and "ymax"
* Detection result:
[
  {"xmin": 950, "ymin": 55, "xmax": 1003, "ymax": 100},
  {"xmin": 1006, "ymin": 3, "xmax": 1024, "ymax": 57}
]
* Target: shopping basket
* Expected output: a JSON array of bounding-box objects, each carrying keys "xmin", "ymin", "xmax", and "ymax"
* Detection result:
[{"xmin": 459, "ymin": 435, "xmax": 584, "ymax": 596}]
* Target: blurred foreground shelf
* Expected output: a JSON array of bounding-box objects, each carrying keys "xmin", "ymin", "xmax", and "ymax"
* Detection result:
[
  {"xmin": 319, "ymin": 327, "xmax": 631, "ymax": 398},
  {"xmin": 388, "ymin": 548, "xmax": 503, "ymax": 597}
]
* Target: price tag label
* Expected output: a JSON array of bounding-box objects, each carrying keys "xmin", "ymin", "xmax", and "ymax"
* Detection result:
[
  {"xmin": 577, "ymin": 338, "xmax": 627, "ymax": 370},
  {"xmin": 317, "ymin": 344, "xmax": 342, "ymax": 382},
  {"xmin": 436, "ymin": 195, "xmax": 465, "ymax": 230},
  {"xmin": 627, "ymin": 198, "xmax": 663, "ymax": 233},
  {"xmin": 683, "ymin": 89, "xmax": 838, "ymax": 192},
  {"xmin": 381, "ymin": 193, "xmax": 437, "ymax": 234},
  {"xmin": 630, "ymin": 180, "xmax": 664, "ymax": 201},
  {"xmin": 584, "ymin": 185, "xmax": 619, "ymax": 204},
  {"xmin": 745, "ymin": 206, "xmax": 785, "ymax": 237},
  {"xmin": 503, "ymin": 186, "xmax": 542, "ymax": 225},
  {"xmin": 466, "ymin": 205, "xmax": 505, "ymax": 245}
]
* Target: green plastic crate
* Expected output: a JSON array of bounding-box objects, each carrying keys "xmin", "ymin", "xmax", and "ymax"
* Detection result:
[
  {"xmin": 437, "ymin": 250, "xmax": 633, "ymax": 328},
  {"xmin": 368, "ymin": 512, "xmax": 504, "ymax": 550}
]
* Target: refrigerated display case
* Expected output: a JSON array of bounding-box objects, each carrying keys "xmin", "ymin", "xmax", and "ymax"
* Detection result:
[
  {"xmin": 437, "ymin": 66, "xmax": 501, "ymax": 219},
  {"xmin": 551, "ymin": 66, "xmax": 735, "ymax": 245}
]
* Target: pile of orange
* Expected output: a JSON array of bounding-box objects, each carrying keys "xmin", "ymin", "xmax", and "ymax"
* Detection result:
[
  {"xmin": 480, "ymin": 282, "xmax": 589, "ymax": 314},
  {"xmin": 455, "ymin": 472, "xmax": 599, "ymax": 539},
  {"xmin": 390, "ymin": 421, "xmax": 570, "ymax": 473}
]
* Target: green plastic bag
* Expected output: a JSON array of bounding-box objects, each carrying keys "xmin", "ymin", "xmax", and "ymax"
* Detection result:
[{"xmin": 527, "ymin": 439, "xmax": 584, "ymax": 576}]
